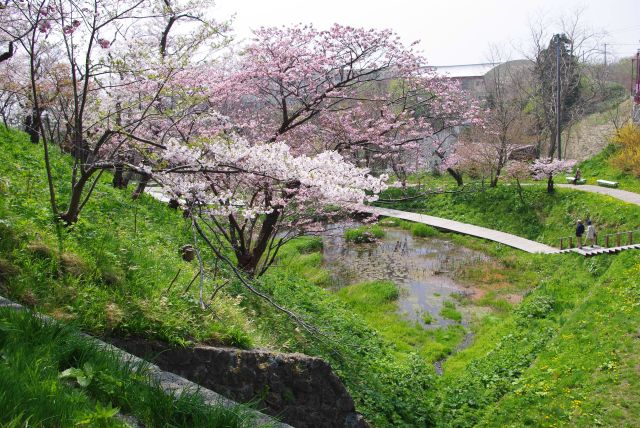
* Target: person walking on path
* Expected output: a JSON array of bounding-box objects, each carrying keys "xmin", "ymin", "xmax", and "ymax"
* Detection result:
[
  {"xmin": 576, "ymin": 220, "xmax": 585, "ymax": 248},
  {"xmin": 585, "ymin": 220, "xmax": 597, "ymax": 247},
  {"xmin": 573, "ymin": 169, "xmax": 581, "ymax": 185}
]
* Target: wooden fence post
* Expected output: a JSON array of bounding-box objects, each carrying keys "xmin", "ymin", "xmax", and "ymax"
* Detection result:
[
  {"xmin": 616, "ymin": 234, "xmax": 621, "ymax": 247},
  {"xmin": 605, "ymin": 235, "xmax": 610, "ymax": 247},
  {"xmin": 560, "ymin": 238, "xmax": 564, "ymax": 250},
  {"xmin": 628, "ymin": 232, "xmax": 633, "ymax": 245}
]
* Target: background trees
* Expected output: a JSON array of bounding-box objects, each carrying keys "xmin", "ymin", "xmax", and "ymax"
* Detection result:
[{"xmin": 1, "ymin": 0, "xmax": 228, "ymax": 224}]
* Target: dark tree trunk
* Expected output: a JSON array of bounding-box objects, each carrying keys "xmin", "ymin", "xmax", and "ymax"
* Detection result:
[
  {"xmin": 515, "ymin": 179, "xmax": 526, "ymax": 205},
  {"xmin": 547, "ymin": 175, "xmax": 554, "ymax": 193},
  {"xmin": 112, "ymin": 164, "xmax": 127, "ymax": 189},
  {"xmin": 123, "ymin": 169, "xmax": 134, "ymax": 187},
  {"xmin": 235, "ymin": 210, "xmax": 280, "ymax": 276},
  {"xmin": 24, "ymin": 112, "xmax": 41, "ymax": 144},
  {"xmin": 59, "ymin": 171, "xmax": 93, "ymax": 225},
  {"xmin": 447, "ymin": 168, "xmax": 464, "ymax": 186}
]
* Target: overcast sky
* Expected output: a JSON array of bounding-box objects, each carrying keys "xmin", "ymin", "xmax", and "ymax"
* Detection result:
[{"xmin": 212, "ymin": 0, "xmax": 640, "ymax": 65}]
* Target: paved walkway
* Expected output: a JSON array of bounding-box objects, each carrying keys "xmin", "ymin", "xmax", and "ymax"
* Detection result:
[
  {"xmin": 556, "ymin": 184, "xmax": 640, "ymax": 206},
  {"xmin": 356, "ymin": 205, "xmax": 559, "ymax": 254}
]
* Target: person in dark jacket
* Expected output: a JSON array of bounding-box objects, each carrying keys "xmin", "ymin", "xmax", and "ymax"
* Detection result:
[
  {"xmin": 573, "ymin": 169, "xmax": 581, "ymax": 185},
  {"xmin": 576, "ymin": 220, "xmax": 585, "ymax": 248}
]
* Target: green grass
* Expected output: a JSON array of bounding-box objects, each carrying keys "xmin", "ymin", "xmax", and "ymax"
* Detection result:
[
  {"xmin": 5, "ymin": 125, "xmax": 640, "ymax": 427},
  {"xmin": 336, "ymin": 280, "xmax": 465, "ymax": 362},
  {"xmin": 439, "ymin": 301, "xmax": 462, "ymax": 322},
  {"xmin": 0, "ymin": 126, "xmax": 439, "ymax": 427},
  {"xmin": 0, "ymin": 126, "xmax": 255, "ymax": 347},
  {"xmin": 474, "ymin": 252, "xmax": 640, "ymax": 427},
  {"xmin": 344, "ymin": 224, "xmax": 385, "ymax": 243},
  {"xmin": 410, "ymin": 223, "xmax": 439, "ymax": 237},
  {"xmin": 0, "ymin": 308, "xmax": 260, "ymax": 427}
]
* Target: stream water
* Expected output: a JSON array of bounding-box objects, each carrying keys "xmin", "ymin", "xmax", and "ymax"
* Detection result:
[{"xmin": 322, "ymin": 225, "xmax": 487, "ymax": 328}]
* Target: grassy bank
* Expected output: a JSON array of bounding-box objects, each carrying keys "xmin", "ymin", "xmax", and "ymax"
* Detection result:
[
  {"xmin": 0, "ymin": 126, "xmax": 254, "ymax": 347},
  {"xmin": 3, "ymin": 125, "xmax": 640, "ymax": 427},
  {"xmin": 376, "ymin": 179, "xmax": 640, "ymax": 426},
  {"xmin": 0, "ymin": 308, "xmax": 259, "ymax": 427},
  {"xmin": 0, "ymin": 127, "xmax": 437, "ymax": 426}
]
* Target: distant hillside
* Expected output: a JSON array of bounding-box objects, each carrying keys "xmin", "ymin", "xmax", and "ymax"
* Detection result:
[{"xmin": 564, "ymin": 98, "xmax": 633, "ymax": 161}]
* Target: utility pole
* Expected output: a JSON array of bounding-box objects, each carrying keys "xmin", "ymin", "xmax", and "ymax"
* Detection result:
[{"xmin": 555, "ymin": 34, "xmax": 562, "ymax": 160}]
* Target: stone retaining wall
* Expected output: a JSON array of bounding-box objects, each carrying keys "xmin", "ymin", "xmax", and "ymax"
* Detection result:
[{"xmin": 108, "ymin": 337, "xmax": 368, "ymax": 428}]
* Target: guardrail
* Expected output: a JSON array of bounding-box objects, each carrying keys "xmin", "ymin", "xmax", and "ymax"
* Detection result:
[{"xmin": 559, "ymin": 229, "xmax": 640, "ymax": 250}]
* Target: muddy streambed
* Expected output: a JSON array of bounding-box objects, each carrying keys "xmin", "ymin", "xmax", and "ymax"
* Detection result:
[{"xmin": 322, "ymin": 225, "xmax": 488, "ymax": 329}]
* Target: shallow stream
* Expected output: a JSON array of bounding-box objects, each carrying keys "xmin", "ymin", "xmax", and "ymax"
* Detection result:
[{"xmin": 322, "ymin": 225, "xmax": 488, "ymax": 328}]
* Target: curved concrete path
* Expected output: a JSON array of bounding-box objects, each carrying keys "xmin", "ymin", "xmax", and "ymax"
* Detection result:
[
  {"xmin": 556, "ymin": 184, "xmax": 640, "ymax": 206},
  {"xmin": 356, "ymin": 205, "xmax": 559, "ymax": 254}
]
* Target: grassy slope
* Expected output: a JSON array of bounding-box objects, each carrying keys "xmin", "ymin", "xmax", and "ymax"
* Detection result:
[
  {"xmin": 380, "ymin": 177, "xmax": 640, "ymax": 426},
  {"xmin": 0, "ymin": 308, "xmax": 259, "ymax": 427},
  {"xmin": 3, "ymin": 126, "xmax": 640, "ymax": 427},
  {"xmin": 0, "ymin": 127, "xmax": 439, "ymax": 427},
  {"xmin": 478, "ymin": 252, "xmax": 640, "ymax": 427},
  {"xmin": 0, "ymin": 126, "xmax": 255, "ymax": 347}
]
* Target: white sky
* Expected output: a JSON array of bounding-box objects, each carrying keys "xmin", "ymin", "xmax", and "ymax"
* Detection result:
[{"xmin": 212, "ymin": 0, "xmax": 640, "ymax": 65}]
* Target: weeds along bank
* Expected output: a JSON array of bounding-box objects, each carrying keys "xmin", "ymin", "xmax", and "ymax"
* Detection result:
[{"xmin": 2, "ymin": 126, "xmax": 640, "ymax": 426}]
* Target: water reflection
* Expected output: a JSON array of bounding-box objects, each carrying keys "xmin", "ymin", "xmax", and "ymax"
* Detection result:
[{"xmin": 322, "ymin": 225, "xmax": 487, "ymax": 328}]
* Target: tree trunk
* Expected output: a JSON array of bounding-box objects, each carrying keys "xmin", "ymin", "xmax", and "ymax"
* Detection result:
[
  {"xmin": 447, "ymin": 168, "xmax": 464, "ymax": 186},
  {"xmin": 547, "ymin": 175, "xmax": 554, "ymax": 193},
  {"xmin": 235, "ymin": 210, "xmax": 280, "ymax": 276},
  {"xmin": 59, "ymin": 171, "xmax": 93, "ymax": 225},
  {"xmin": 132, "ymin": 174, "xmax": 150, "ymax": 200},
  {"xmin": 112, "ymin": 164, "xmax": 127, "ymax": 189},
  {"xmin": 515, "ymin": 179, "xmax": 526, "ymax": 205},
  {"xmin": 24, "ymin": 112, "xmax": 41, "ymax": 144}
]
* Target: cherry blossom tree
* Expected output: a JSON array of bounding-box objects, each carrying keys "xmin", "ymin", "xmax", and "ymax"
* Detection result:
[
  {"xmin": 530, "ymin": 157, "xmax": 576, "ymax": 193},
  {"xmin": 4, "ymin": 0, "xmax": 229, "ymax": 224},
  {"xmin": 208, "ymin": 25, "xmax": 478, "ymax": 173},
  {"xmin": 156, "ymin": 134, "xmax": 386, "ymax": 276},
  {"xmin": 147, "ymin": 24, "xmax": 477, "ymax": 276}
]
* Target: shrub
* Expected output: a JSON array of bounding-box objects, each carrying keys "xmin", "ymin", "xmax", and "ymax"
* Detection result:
[
  {"xmin": 514, "ymin": 294, "xmax": 555, "ymax": 323},
  {"xmin": 440, "ymin": 301, "xmax": 462, "ymax": 322},
  {"xmin": 611, "ymin": 123, "xmax": 640, "ymax": 177},
  {"xmin": 421, "ymin": 312, "xmax": 434, "ymax": 324}
]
